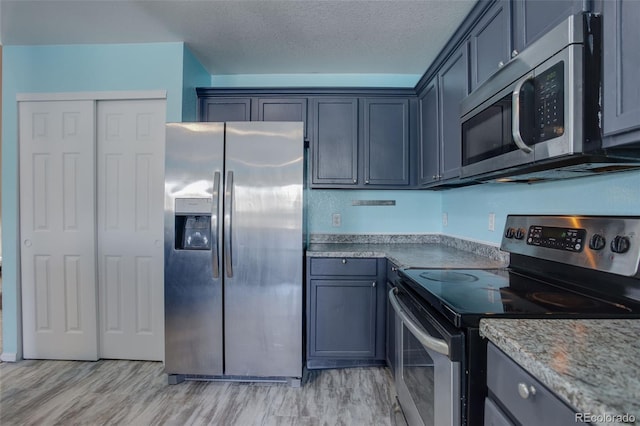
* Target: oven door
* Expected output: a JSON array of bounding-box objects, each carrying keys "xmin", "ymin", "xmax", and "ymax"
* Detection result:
[{"xmin": 389, "ymin": 285, "xmax": 463, "ymax": 426}]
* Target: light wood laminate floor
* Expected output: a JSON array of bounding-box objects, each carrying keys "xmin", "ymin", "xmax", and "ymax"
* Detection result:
[{"xmin": 0, "ymin": 359, "xmax": 406, "ymax": 425}]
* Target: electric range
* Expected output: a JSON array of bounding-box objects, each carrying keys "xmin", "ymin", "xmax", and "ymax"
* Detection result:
[{"xmin": 390, "ymin": 215, "xmax": 640, "ymax": 426}]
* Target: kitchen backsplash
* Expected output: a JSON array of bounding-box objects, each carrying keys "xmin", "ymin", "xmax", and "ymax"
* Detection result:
[{"xmin": 307, "ymin": 170, "xmax": 640, "ymax": 246}]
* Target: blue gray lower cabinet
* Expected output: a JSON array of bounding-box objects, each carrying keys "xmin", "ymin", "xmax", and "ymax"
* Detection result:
[
  {"xmin": 306, "ymin": 257, "xmax": 387, "ymax": 369},
  {"xmin": 486, "ymin": 342, "xmax": 586, "ymax": 425}
]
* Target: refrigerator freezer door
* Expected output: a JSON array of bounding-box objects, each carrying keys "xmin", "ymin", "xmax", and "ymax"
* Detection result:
[
  {"xmin": 164, "ymin": 123, "xmax": 224, "ymax": 375},
  {"xmin": 223, "ymin": 122, "xmax": 304, "ymax": 377}
]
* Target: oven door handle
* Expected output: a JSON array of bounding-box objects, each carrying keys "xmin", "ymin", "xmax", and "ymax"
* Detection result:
[{"xmin": 389, "ymin": 288, "xmax": 450, "ymax": 357}]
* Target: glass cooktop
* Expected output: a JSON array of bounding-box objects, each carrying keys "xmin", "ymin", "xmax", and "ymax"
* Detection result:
[{"xmin": 399, "ymin": 268, "xmax": 640, "ymax": 327}]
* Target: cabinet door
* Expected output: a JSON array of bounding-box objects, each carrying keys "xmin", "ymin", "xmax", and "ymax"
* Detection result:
[
  {"xmin": 419, "ymin": 79, "xmax": 440, "ymax": 185},
  {"xmin": 603, "ymin": 0, "xmax": 640, "ymax": 142},
  {"xmin": 201, "ymin": 98, "xmax": 251, "ymax": 122},
  {"xmin": 311, "ymin": 98, "xmax": 359, "ymax": 186},
  {"xmin": 309, "ymin": 279, "xmax": 377, "ymax": 358},
  {"xmin": 439, "ymin": 44, "xmax": 469, "ymax": 181},
  {"xmin": 363, "ymin": 98, "xmax": 410, "ymax": 186},
  {"xmin": 513, "ymin": 0, "xmax": 584, "ymax": 54},
  {"xmin": 469, "ymin": 0, "xmax": 512, "ymax": 91},
  {"xmin": 257, "ymin": 98, "xmax": 308, "ymax": 139}
]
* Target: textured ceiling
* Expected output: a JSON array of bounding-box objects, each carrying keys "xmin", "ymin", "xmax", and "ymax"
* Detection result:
[{"xmin": 1, "ymin": 0, "xmax": 478, "ymax": 76}]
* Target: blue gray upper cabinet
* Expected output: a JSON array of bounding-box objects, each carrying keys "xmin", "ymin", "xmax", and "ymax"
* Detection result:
[
  {"xmin": 363, "ymin": 98, "xmax": 410, "ymax": 186},
  {"xmin": 469, "ymin": 0, "xmax": 512, "ymax": 91},
  {"xmin": 419, "ymin": 78, "xmax": 440, "ymax": 185},
  {"xmin": 603, "ymin": 0, "xmax": 640, "ymax": 146},
  {"xmin": 439, "ymin": 44, "xmax": 469, "ymax": 181},
  {"xmin": 257, "ymin": 98, "xmax": 308, "ymax": 139},
  {"xmin": 418, "ymin": 44, "xmax": 468, "ymax": 186},
  {"xmin": 311, "ymin": 98, "xmax": 359, "ymax": 185},
  {"xmin": 201, "ymin": 97, "xmax": 251, "ymax": 122},
  {"xmin": 512, "ymin": 0, "xmax": 586, "ymax": 54}
]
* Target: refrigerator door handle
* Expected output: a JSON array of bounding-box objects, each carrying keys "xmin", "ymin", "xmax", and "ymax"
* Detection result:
[
  {"xmin": 212, "ymin": 171, "xmax": 221, "ymax": 278},
  {"xmin": 224, "ymin": 170, "xmax": 234, "ymax": 278}
]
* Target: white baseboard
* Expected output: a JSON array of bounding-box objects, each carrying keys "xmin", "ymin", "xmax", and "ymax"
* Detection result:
[{"xmin": 0, "ymin": 352, "xmax": 18, "ymax": 362}]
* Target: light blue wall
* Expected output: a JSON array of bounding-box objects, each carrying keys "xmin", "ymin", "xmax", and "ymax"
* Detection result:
[
  {"xmin": 1, "ymin": 42, "xmax": 186, "ymax": 358},
  {"xmin": 441, "ymin": 171, "xmax": 640, "ymax": 244},
  {"xmin": 182, "ymin": 46, "xmax": 211, "ymax": 121},
  {"xmin": 307, "ymin": 190, "xmax": 442, "ymax": 234},
  {"xmin": 211, "ymin": 73, "xmax": 421, "ymax": 88}
]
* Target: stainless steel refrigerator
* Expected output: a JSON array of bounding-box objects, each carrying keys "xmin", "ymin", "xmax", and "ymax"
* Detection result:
[{"xmin": 164, "ymin": 122, "xmax": 303, "ymax": 385}]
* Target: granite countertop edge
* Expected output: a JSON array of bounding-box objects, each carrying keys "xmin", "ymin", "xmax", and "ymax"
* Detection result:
[
  {"xmin": 480, "ymin": 319, "xmax": 640, "ymax": 425},
  {"xmin": 306, "ymin": 233, "xmax": 510, "ymax": 268}
]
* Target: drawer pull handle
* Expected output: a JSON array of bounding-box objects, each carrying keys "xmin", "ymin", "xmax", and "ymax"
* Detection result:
[
  {"xmin": 372, "ymin": 281, "xmax": 376, "ymax": 288},
  {"xmin": 518, "ymin": 383, "xmax": 536, "ymax": 399},
  {"xmin": 341, "ymin": 259, "xmax": 347, "ymax": 264}
]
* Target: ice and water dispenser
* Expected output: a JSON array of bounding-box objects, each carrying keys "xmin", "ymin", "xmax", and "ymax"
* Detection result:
[{"xmin": 174, "ymin": 198, "xmax": 212, "ymax": 250}]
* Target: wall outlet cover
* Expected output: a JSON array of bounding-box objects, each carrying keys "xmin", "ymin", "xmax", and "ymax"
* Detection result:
[
  {"xmin": 488, "ymin": 212, "xmax": 496, "ymax": 231},
  {"xmin": 442, "ymin": 212, "xmax": 448, "ymax": 227},
  {"xmin": 332, "ymin": 213, "xmax": 341, "ymax": 227}
]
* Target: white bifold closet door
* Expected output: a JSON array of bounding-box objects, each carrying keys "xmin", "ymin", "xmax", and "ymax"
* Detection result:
[
  {"xmin": 20, "ymin": 98, "xmax": 165, "ymax": 361},
  {"xmin": 20, "ymin": 100, "xmax": 99, "ymax": 360},
  {"xmin": 96, "ymin": 99, "xmax": 165, "ymax": 361}
]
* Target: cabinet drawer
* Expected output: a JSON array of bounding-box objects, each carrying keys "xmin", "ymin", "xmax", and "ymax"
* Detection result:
[
  {"xmin": 309, "ymin": 258, "xmax": 378, "ymax": 276},
  {"xmin": 487, "ymin": 343, "xmax": 584, "ymax": 425}
]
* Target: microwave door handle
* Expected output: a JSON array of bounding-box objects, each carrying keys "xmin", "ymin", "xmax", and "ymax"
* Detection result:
[
  {"xmin": 389, "ymin": 288, "xmax": 450, "ymax": 357},
  {"xmin": 512, "ymin": 72, "xmax": 534, "ymax": 154}
]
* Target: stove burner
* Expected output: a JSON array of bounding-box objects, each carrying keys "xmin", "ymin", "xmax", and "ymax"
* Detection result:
[
  {"xmin": 528, "ymin": 292, "xmax": 601, "ymax": 310},
  {"xmin": 418, "ymin": 271, "xmax": 480, "ymax": 283}
]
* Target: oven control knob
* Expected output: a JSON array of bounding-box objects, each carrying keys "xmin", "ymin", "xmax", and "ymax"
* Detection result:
[
  {"xmin": 515, "ymin": 228, "xmax": 526, "ymax": 240},
  {"xmin": 589, "ymin": 234, "xmax": 606, "ymax": 251},
  {"xmin": 505, "ymin": 227, "xmax": 516, "ymax": 239},
  {"xmin": 611, "ymin": 236, "xmax": 631, "ymax": 254}
]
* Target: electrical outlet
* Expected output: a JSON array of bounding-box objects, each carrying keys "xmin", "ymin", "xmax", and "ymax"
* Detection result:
[
  {"xmin": 488, "ymin": 213, "xmax": 496, "ymax": 231},
  {"xmin": 332, "ymin": 213, "xmax": 341, "ymax": 227},
  {"xmin": 442, "ymin": 212, "xmax": 448, "ymax": 227}
]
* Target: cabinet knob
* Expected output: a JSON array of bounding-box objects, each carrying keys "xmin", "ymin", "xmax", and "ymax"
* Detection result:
[
  {"xmin": 517, "ymin": 383, "xmax": 536, "ymax": 399},
  {"xmin": 353, "ymin": 179, "xmax": 357, "ymax": 184},
  {"xmin": 341, "ymin": 258, "xmax": 347, "ymax": 264},
  {"xmin": 365, "ymin": 180, "xmax": 369, "ymax": 184},
  {"xmin": 391, "ymin": 267, "xmax": 398, "ymax": 272},
  {"xmin": 372, "ymin": 281, "xmax": 376, "ymax": 288},
  {"xmin": 498, "ymin": 61, "xmax": 505, "ymax": 68},
  {"xmin": 511, "ymin": 49, "xmax": 519, "ymax": 58}
]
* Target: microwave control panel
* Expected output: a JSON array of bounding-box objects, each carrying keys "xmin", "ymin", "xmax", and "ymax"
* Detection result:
[{"xmin": 535, "ymin": 61, "xmax": 565, "ymax": 142}]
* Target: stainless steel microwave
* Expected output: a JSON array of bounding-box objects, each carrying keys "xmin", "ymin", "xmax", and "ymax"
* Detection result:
[{"xmin": 459, "ymin": 13, "xmax": 613, "ymax": 181}]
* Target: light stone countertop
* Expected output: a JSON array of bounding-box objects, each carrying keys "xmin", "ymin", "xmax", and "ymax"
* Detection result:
[
  {"xmin": 480, "ymin": 319, "xmax": 640, "ymax": 425},
  {"xmin": 306, "ymin": 234, "xmax": 509, "ymax": 269}
]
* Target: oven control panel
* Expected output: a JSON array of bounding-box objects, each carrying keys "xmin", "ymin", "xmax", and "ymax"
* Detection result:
[
  {"xmin": 526, "ymin": 226, "xmax": 586, "ymax": 252},
  {"xmin": 501, "ymin": 215, "xmax": 640, "ymax": 277}
]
